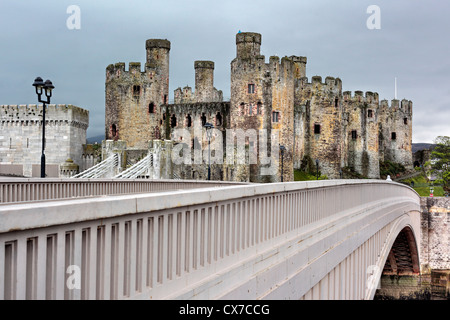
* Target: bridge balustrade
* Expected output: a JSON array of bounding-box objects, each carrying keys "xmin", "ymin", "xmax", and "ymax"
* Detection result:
[{"xmin": 0, "ymin": 179, "xmax": 420, "ymax": 300}]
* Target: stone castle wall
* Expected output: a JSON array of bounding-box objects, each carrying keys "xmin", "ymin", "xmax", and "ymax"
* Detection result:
[
  {"xmin": 421, "ymin": 197, "xmax": 450, "ymax": 271},
  {"xmin": 0, "ymin": 104, "xmax": 89, "ymax": 177},
  {"xmin": 104, "ymin": 32, "xmax": 414, "ymax": 183}
]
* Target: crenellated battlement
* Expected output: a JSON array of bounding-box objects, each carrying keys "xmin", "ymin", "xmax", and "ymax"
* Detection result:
[
  {"xmin": 379, "ymin": 99, "xmax": 413, "ymax": 114},
  {"xmin": 343, "ymin": 91, "xmax": 379, "ymax": 104},
  {"xmin": 298, "ymin": 76, "xmax": 343, "ymax": 93},
  {"xmin": 0, "ymin": 104, "xmax": 89, "ymax": 128},
  {"xmin": 106, "ymin": 62, "xmax": 153, "ymax": 79}
]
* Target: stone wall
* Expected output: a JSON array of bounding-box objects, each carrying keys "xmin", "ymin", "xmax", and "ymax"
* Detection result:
[
  {"xmin": 0, "ymin": 104, "xmax": 89, "ymax": 177},
  {"xmin": 420, "ymin": 197, "xmax": 450, "ymax": 271},
  {"xmin": 343, "ymin": 91, "xmax": 380, "ymax": 178}
]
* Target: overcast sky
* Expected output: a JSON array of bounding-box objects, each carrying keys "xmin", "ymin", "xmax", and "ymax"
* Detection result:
[{"xmin": 0, "ymin": 0, "xmax": 449, "ymax": 143}]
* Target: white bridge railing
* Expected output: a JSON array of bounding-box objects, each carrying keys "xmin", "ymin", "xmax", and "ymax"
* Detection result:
[
  {"xmin": 0, "ymin": 178, "xmax": 246, "ymax": 204},
  {"xmin": 114, "ymin": 154, "xmax": 153, "ymax": 179},
  {"xmin": 0, "ymin": 180, "xmax": 420, "ymax": 300},
  {"xmin": 72, "ymin": 154, "xmax": 118, "ymax": 179}
]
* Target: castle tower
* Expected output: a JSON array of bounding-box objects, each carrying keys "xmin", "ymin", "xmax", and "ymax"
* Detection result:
[
  {"xmin": 230, "ymin": 32, "xmax": 294, "ymax": 182},
  {"xmin": 296, "ymin": 76, "xmax": 343, "ymax": 179},
  {"xmin": 145, "ymin": 39, "xmax": 171, "ymax": 105},
  {"xmin": 195, "ymin": 61, "xmax": 215, "ymax": 102},
  {"xmin": 173, "ymin": 61, "xmax": 223, "ymax": 104},
  {"xmin": 378, "ymin": 99, "xmax": 413, "ymax": 170},
  {"xmin": 342, "ymin": 91, "xmax": 380, "ymax": 178},
  {"xmin": 105, "ymin": 39, "xmax": 170, "ymax": 149}
]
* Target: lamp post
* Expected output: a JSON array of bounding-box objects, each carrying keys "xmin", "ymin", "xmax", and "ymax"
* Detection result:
[
  {"xmin": 33, "ymin": 77, "xmax": 54, "ymax": 178},
  {"xmin": 279, "ymin": 145, "xmax": 286, "ymax": 182},
  {"xmin": 204, "ymin": 122, "xmax": 213, "ymax": 181},
  {"xmin": 315, "ymin": 159, "xmax": 319, "ymax": 180}
]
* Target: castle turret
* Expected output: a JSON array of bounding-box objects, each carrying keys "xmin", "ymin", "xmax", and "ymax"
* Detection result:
[
  {"xmin": 236, "ymin": 32, "xmax": 262, "ymax": 59},
  {"xmin": 146, "ymin": 39, "xmax": 171, "ymax": 104},
  {"xmin": 291, "ymin": 56, "xmax": 307, "ymax": 79}
]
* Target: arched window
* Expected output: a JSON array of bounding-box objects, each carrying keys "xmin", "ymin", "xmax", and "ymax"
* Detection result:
[
  {"xmin": 149, "ymin": 102, "xmax": 155, "ymax": 113},
  {"xmin": 257, "ymin": 102, "xmax": 262, "ymax": 115}
]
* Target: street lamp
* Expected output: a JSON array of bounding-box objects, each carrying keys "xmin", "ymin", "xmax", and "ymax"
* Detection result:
[
  {"xmin": 33, "ymin": 77, "xmax": 55, "ymax": 178},
  {"xmin": 204, "ymin": 122, "xmax": 214, "ymax": 181},
  {"xmin": 279, "ymin": 145, "xmax": 286, "ymax": 182},
  {"xmin": 315, "ymin": 159, "xmax": 319, "ymax": 180}
]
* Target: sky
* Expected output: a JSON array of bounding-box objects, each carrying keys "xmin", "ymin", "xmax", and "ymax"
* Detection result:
[{"xmin": 0, "ymin": 0, "xmax": 449, "ymax": 143}]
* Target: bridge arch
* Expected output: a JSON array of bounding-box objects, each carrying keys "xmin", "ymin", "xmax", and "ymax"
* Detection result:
[{"xmin": 362, "ymin": 213, "xmax": 421, "ymax": 300}]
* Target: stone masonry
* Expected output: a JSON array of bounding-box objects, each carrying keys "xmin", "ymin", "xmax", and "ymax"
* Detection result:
[
  {"xmin": 104, "ymin": 32, "xmax": 414, "ymax": 182},
  {"xmin": 421, "ymin": 197, "xmax": 450, "ymax": 271},
  {"xmin": 0, "ymin": 104, "xmax": 89, "ymax": 177}
]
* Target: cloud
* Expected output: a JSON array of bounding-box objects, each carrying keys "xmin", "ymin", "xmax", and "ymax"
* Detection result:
[{"xmin": 0, "ymin": 0, "xmax": 449, "ymax": 143}]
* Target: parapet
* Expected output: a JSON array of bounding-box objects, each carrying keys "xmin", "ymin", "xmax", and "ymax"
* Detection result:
[
  {"xmin": 0, "ymin": 104, "xmax": 89, "ymax": 127},
  {"xmin": 343, "ymin": 91, "xmax": 379, "ymax": 104},
  {"xmin": 194, "ymin": 61, "xmax": 215, "ymax": 69},
  {"xmin": 309, "ymin": 76, "xmax": 342, "ymax": 89},
  {"xmin": 236, "ymin": 32, "xmax": 262, "ymax": 59},
  {"xmin": 236, "ymin": 32, "xmax": 262, "ymax": 45},
  {"xmin": 289, "ymin": 56, "xmax": 307, "ymax": 64},
  {"xmin": 145, "ymin": 39, "xmax": 171, "ymax": 50}
]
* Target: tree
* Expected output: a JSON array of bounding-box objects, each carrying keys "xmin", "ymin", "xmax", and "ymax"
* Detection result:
[{"xmin": 427, "ymin": 136, "xmax": 450, "ymax": 193}]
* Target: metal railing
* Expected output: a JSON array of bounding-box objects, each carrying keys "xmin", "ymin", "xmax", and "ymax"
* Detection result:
[
  {"xmin": 71, "ymin": 154, "xmax": 118, "ymax": 179},
  {"xmin": 114, "ymin": 154, "xmax": 153, "ymax": 179}
]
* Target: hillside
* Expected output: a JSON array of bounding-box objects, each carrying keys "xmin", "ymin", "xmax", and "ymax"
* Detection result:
[{"xmin": 412, "ymin": 143, "xmax": 436, "ymax": 153}]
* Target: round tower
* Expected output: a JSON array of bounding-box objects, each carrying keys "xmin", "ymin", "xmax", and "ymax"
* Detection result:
[
  {"xmin": 236, "ymin": 32, "xmax": 262, "ymax": 59},
  {"xmin": 194, "ymin": 61, "xmax": 215, "ymax": 102},
  {"xmin": 146, "ymin": 39, "xmax": 171, "ymax": 104}
]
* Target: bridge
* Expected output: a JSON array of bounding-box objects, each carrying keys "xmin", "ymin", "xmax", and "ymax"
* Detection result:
[{"xmin": 0, "ymin": 178, "xmax": 421, "ymax": 300}]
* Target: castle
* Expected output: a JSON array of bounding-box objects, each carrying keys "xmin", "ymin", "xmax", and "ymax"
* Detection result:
[{"xmin": 105, "ymin": 32, "xmax": 413, "ymax": 182}]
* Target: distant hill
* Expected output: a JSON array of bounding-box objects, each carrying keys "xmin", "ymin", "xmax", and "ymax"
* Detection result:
[
  {"xmin": 87, "ymin": 135, "xmax": 104, "ymax": 144},
  {"xmin": 412, "ymin": 143, "xmax": 436, "ymax": 153}
]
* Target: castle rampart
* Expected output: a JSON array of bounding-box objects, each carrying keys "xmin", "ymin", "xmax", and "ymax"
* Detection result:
[{"xmin": 0, "ymin": 104, "xmax": 89, "ymax": 177}]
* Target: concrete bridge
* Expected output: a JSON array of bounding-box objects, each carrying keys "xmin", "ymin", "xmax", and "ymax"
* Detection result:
[{"xmin": 0, "ymin": 178, "xmax": 421, "ymax": 300}]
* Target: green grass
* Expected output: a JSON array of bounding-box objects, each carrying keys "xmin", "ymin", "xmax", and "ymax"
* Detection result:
[
  {"xmin": 400, "ymin": 171, "xmax": 445, "ymax": 196},
  {"xmin": 411, "ymin": 186, "xmax": 445, "ymax": 197},
  {"xmin": 294, "ymin": 170, "xmax": 327, "ymax": 181}
]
